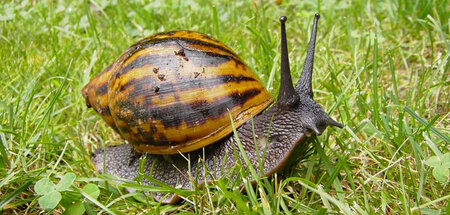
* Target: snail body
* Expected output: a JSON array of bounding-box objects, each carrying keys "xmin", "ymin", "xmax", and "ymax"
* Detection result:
[{"xmin": 84, "ymin": 14, "xmax": 342, "ymax": 203}]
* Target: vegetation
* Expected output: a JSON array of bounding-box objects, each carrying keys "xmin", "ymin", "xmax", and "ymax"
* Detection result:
[{"xmin": 0, "ymin": 0, "xmax": 448, "ymax": 214}]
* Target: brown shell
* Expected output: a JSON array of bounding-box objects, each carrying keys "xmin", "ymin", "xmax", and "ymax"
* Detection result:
[{"xmin": 82, "ymin": 31, "xmax": 273, "ymax": 154}]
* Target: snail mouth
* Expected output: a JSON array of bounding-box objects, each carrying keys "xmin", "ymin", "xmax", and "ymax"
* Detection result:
[{"xmin": 305, "ymin": 118, "xmax": 342, "ymax": 136}]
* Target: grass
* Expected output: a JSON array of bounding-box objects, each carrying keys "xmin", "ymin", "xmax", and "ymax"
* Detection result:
[{"xmin": 0, "ymin": 0, "xmax": 448, "ymax": 214}]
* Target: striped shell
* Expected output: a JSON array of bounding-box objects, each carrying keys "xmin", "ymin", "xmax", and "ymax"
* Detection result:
[{"xmin": 82, "ymin": 31, "xmax": 273, "ymax": 154}]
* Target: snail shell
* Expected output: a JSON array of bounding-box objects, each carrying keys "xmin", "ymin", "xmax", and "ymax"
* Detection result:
[{"xmin": 82, "ymin": 31, "xmax": 273, "ymax": 154}]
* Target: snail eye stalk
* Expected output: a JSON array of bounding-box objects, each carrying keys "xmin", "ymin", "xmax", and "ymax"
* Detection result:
[
  {"xmin": 277, "ymin": 16, "xmax": 300, "ymax": 107},
  {"xmin": 296, "ymin": 13, "xmax": 320, "ymax": 99}
]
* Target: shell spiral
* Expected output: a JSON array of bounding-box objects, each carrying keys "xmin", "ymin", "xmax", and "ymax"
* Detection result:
[{"xmin": 82, "ymin": 31, "xmax": 273, "ymax": 154}]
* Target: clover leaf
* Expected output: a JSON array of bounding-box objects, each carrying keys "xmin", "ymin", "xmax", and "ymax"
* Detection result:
[
  {"xmin": 425, "ymin": 152, "xmax": 450, "ymax": 183},
  {"xmin": 34, "ymin": 173, "xmax": 77, "ymax": 211}
]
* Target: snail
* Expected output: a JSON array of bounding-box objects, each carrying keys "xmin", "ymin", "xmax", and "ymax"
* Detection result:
[{"xmin": 82, "ymin": 14, "xmax": 342, "ymax": 203}]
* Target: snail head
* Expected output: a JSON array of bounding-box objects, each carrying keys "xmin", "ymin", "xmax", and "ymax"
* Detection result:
[{"xmin": 276, "ymin": 14, "xmax": 342, "ymax": 134}]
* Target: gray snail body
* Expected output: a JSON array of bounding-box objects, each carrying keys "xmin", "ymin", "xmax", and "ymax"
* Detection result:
[{"xmin": 86, "ymin": 14, "xmax": 342, "ymax": 203}]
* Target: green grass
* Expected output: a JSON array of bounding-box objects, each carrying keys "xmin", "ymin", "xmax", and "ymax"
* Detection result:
[{"xmin": 0, "ymin": 0, "xmax": 448, "ymax": 214}]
